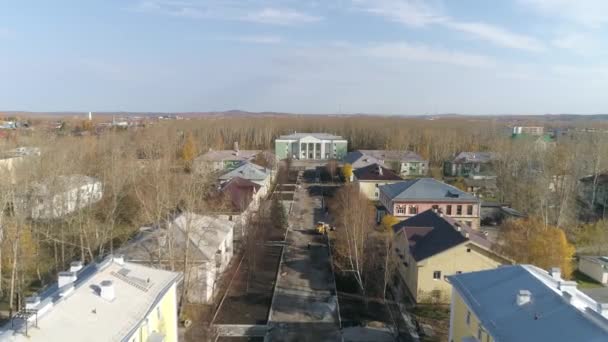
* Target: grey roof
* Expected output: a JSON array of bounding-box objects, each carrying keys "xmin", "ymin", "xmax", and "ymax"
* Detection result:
[
  {"xmin": 380, "ymin": 178, "xmax": 479, "ymax": 203},
  {"xmin": 277, "ymin": 132, "xmax": 345, "ymax": 140},
  {"xmin": 449, "ymin": 265, "xmax": 608, "ymax": 342},
  {"xmin": 393, "ymin": 210, "xmax": 492, "ymax": 261},
  {"xmin": 452, "ymin": 152, "xmax": 497, "ymax": 164},
  {"xmin": 344, "ymin": 150, "xmax": 426, "ymax": 170},
  {"xmin": 196, "ymin": 149, "xmax": 260, "ymax": 162},
  {"xmin": 218, "ymin": 162, "xmax": 270, "ymax": 182},
  {"xmin": 169, "ymin": 213, "xmax": 234, "ymax": 261},
  {"xmin": 343, "ymin": 151, "xmax": 382, "ymax": 169},
  {"xmin": 358, "ymin": 150, "xmax": 426, "ymax": 163}
]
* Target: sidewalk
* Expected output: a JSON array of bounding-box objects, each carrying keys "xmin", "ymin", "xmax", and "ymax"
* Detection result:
[{"xmin": 267, "ymin": 181, "xmax": 341, "ymax": 341}]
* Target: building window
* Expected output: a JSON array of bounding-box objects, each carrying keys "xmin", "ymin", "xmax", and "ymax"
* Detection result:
[
  {"xmin": 397, "ymin": 206, "xmax": 405, "ymax": 214},
  {"xmin": 446, "ymin": 205, "xmax": 452, "ymax": 215},
  {"xmin": 456, "ymin": 271, "xmax": 462, "ymax": 274},
  {"xmin": 467, "ymin": 205, "xmax": 473, "ymax": 215},
  {"xmin": 478, "ymin": 325, "xmax": 484, "ymax": 340},
  {"xmin": 456, "ymin": 205, "xmax": 462, "ymax": 215},
  {"xmin": 433, "ymin": 271, "xmax": 441, "ymax": 280},
  {"xmin": 403, "ymin": 262, "xmax": 409, "ymax": 267},
  {"xmin": 409, "ymin": 206, "xmax": 418, "ymax": 215},
  {"xmin": 467, "ymin": 248, "xmax": 471, "ymax": 253},
  {"xmin": 432, "ymin": 205, "xmax": 439, "ymax": 210},
  {"xmin": 466, "ymin": 310, "xmax": 471, "ymax": 325}
]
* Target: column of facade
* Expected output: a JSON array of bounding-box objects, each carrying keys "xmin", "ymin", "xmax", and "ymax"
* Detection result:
[
  {"xmin": 313, "ymin": 143, "xmax": 316, "ymax": 160},
  {"xmin": 320, "ymin": 141, "xmax": 325, "ymax": 160}
]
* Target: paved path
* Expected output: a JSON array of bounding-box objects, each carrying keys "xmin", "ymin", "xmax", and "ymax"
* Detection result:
[{"xmin": 267, "ymin": 179, "xmax": 341, "ymax": 341}]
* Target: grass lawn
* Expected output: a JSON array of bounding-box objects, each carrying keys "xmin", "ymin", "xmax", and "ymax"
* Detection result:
[{"xmin": 572, "ymin": 270, "xmax": 604, "ymax": 289}]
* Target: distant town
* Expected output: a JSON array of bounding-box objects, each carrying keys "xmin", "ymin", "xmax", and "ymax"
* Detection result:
[{"xmin": 0, "ymin": 112, "xmax": 607, "ymax": 341}]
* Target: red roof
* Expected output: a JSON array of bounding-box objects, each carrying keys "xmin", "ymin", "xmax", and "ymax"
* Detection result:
[{"xmin": 220, "ymin": 177, "xmax": 260, "ymax": 212}]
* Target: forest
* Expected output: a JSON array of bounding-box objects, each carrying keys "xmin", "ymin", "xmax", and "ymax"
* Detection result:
[{"xmin": 0, "ymin": 114, "xmax": 607, "ymax": 319}]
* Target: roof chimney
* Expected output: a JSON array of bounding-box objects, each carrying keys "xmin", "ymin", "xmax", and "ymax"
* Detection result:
[
  {"xmin": 597, "ymin": 303, "xmax": 608, "ymax": 317},
  {"xmin": 378, "ymin": 165, "xmax": 383, "ymax": 176},
  {"xmin": 100, "ymin": 280, "xmax": 115, "ymax": 301},
  {"xmin": 58, "ymin": 271, "xmax": 77, "ymax": 288},
  {"xmin": 113, "ymin": 255, "xmax": 125, "ymax": 266},
  {"xmin": 25, "ymin": 295, "xmax": 41, "ymax": 310},
  {"xmin": 516, "ymin": 289, "xmax": 531, "ymax": 306},
  {"xmin": 70, "ymin": 261, "xmax": 83, "ymax": 273},
  {"xmin": 558, "ymin": 280, "xmax": 577, "ymax": 293},
  {"xmin": 465, "ymin": 232, "xmax": 470, "ymax": 238},
  {"xmin": 549, "ymin": 267, "xmax": 561, "ymax": 281}
]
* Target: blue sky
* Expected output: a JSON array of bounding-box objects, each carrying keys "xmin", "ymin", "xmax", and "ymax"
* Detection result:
[{"xmin": 1, "ymin": 0, "xmax": 608, "ymax": 114}]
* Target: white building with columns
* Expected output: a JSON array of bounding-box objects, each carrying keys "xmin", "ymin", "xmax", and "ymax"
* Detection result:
[{"xmin": 275, "ymin": 133, "xmax": 348, "ymax": 160}]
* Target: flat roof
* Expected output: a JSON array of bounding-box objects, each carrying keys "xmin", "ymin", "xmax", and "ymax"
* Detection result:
[
  {"xmin": 0, "ymin": 257, "xmax": 182, "ymax": 341},
  {"xmin": 277, "ymin": 132, "xmax": 345, "ymax": 140}
]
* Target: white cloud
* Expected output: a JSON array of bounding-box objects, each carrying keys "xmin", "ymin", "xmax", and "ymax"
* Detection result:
[
  {"xmin": 444, "ymin": 21, "xmax": 545, "ymax": 52},
  {"xmin": 366, "ymin": 41, "xmax": 497, "ymax": 68},
  {"xmin": 519, "ymin": 0, "xmax": 608, "ymax": 29},
  {"xmin": 243, "ymin": 8, "xmax": 322, "ymax": 25},
  {"xmin": 355, "ymin": 0, "xmax": 446, "ymax": 27},
  {"xmin": 222, "ymin": 35, "xmax": 283, "ymax": 44},
  {"xmin": 551, "ymin": 33, "xmax": 602, "ymax": 55},
  {"xmin": 132, "ymin": 1, "xmax": 322, "ymax": 25},
  {"xmin": 356, "ymin": 0, "xmax": 545, "ymax": 52}
]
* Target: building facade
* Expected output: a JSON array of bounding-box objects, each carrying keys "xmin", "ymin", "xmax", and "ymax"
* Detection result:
[
  {"xmin": 275, "ymin": 133, "xmax": 347, "ymax": 160},
  {"xmin": 448, "ymin": 265, "xmax": 608, "ymax": 342},
  {"xmin": 578, "ymin": 256, "xmax": 608, "ymax": 285},
  {"xmin": 443, "ymin": 152, "xmax": 497, "ymax": 178},
  {"xmin": 379, "ymin": 178, "xmax": 481, "ymax": 229},
  {"xmin": 392, "ymin": 210, "xmax": 508, "ymax": 303},
  {"xmin": 22, "ymin": 175, "xmax": 103, "ymax": 220},
  {"xmin": 121, "ymin": 213, "xmax": 235, "ymax": 304},
  {"xmin": 353, "ymin": 163, "xmax": 402, "ymax": 200}
]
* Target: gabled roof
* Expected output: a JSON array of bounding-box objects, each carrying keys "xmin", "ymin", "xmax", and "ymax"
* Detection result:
[
  {"xmin": 452, "ymin": 152, "xmax": 497, "ymax": 164},
  {"xmin": 277, "ymin": 132, "xmax": 344, "ymax": 140},
  {"xmin": 353, "ymin": 163, "xmax": 402, "ymax": 181},
  {"xmin": 169, "ymin": 213, "xmax": 235, "ymax": 261},
  {"xmin": 196, "ymin": 149, "xmax": 260, "ymax": 162},
  {"xmin": 218, "ymin": 162, "xmax": 270, "ymax": 182},
  {"xmin": 358, "ymin": 150, "xmax": 426, "ymax": 163},
  {"xmin": 448, "ymin": 265, "xmax": 608, "ymax": 342},
  {"xmin": 380, "ymin": 178, "xmax": 478, "ymax": 203},
  {"xmin": 221, "ymin": 177, "xmax": 260, "ymax": 212},
  {"xmin": 580, "ymin": 172, "xmax": 608, "ymax": 185},
  {"xmin": 393, "ymin": 209, "xmax": 492, "ymax": 261},
  {"xmin": 343, "ymin": 151, "xmax": 382, "ymax": 169}
]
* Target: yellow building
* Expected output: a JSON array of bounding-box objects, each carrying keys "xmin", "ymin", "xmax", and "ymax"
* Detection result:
[
  {"xmin": 0, "ymin": 255, "xmax": 182, "ymax": 342},
  {"xmin": 353, "ymin": 163, "xmax": 402, "ymax": 200},
  {"xmin": 393, "ymin": 210, "xmax": 509, "ymax": 303},
  {"xmin": 448, "ymin": 265, "xmax": 608, "ymax": 342}
]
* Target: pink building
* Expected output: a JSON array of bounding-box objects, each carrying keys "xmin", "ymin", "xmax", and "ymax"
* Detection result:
[{"xmin": 379, "ymin": 178, "xmax": 481, "ymax": 230}]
